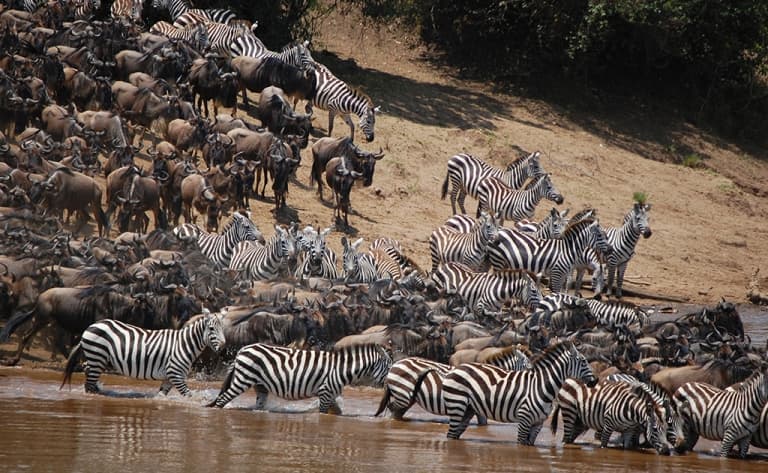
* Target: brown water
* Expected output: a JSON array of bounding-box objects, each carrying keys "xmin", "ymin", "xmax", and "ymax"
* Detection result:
[{"xmin": 2, "ymin": 365, "xmax": 767, "ymax": 473}]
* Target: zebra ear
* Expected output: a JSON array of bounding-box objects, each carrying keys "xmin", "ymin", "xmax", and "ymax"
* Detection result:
[
  {"xmin": 320, "ymin": 227, "xmax": 332, "ymax": 238},
  {"xmin": 373, "ymin": 106, "xmax": 381, "ymax": 114},
  {"xmin": 352, "ymin": 238, "xmax": 364, "ymax": 250},
  {"xmin": 341, "ymin": 236, "xmax": 349, "ymax": 249}
]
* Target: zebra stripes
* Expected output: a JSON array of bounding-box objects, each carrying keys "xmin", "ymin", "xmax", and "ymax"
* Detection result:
[
  {"xmin": 207, "ymin": 343, "xmax": 392, "ymax": 413},
  {"xmin": 376, "ymin": 349, "xmax": 532, "ymax": 421},
  {"xmin": 550, "ymin": 378, "xmax": 672, "ymax": 453},
  {"xmin": 604, "ymin": 203, "xmax": 652, "ymax": 297},
  {"xmin": 432, "ymin": 262, "xmax": 541, "ymax": 316},
  {"xmin": 173, "ymin": 211, "xmax": 262, "ymax": 268},
  {"xmin": 228, "ymin": 225, "xmax": 296, "ymax": 281},
  {"xmin": 294, "ymin": 226, "xmax": 339, "ymax": 280},
  {"xmin": 536, "ymin": 293, "xmax": 649, "ymax": 333},
  {"xmin": 442, "ymin": 342, "xmax": 595, "ymax": 444},
  {"xmin": 149, "ymin": 21, "xmax": 209, "ymax": 50},
  {"xmin": 309, "ymin": 62, "xmax": 379, "ymax": 142},
  {"xmin": 111, "ymin": 0, "xmax": 143, "ymax": 22},
  {"xmin": 429, "ymin": 212, "xmax": 499, "ymax": 272},
  {"xmin": 151, "ymin": 0, "xmax": 236, "ymax": 25},
  {"xmin": 477, "ymin": 173, "xmax": 564, "ymax": 223},
  {"xmin": 61, "ymin": 311, "xmax": 225, "ymax": 396},
  {"xmin": 515, "ymin": 207, "xmax": 570, "ymax": 239},
  {"xmin": 673, "ymin": 369, "xmax": 768, "ymax": 457},
  {"xmin": 230, "ymin": 39, "xmax": 315, "ymax": 74},
  {"xmin": 441, "ymin": 151, "xmax": 544, "ymax": 216},
  {"xmin": 19, "ymin": 0, "xmax": 47, "ymax": 12},
  {"xmin": 488, "ymin": 218, "xmax": 613, "ymax": 293}
]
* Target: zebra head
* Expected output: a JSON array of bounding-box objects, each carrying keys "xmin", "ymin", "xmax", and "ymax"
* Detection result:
[
  {"xmin": 341, "ymin": 236, "xmax": 364, "ymax": 276},
  {"xmin": 232, "ymin": 211, "xmax": 263, "ymax": 242},
  {"xmin": 640, "ymin": 396, "xmax": 673, "ymax": 455},
  {"xmin": 521, "ymin": 273, "xmax": 542, "ymax": 310},
  {"xmin": 307, "ymin": 227, "xmax": 331, "ymax": 273},
  {"xmin": 566, "ymin": 343, "xmax": 597, "ymax": 386},
  {"xmin": 359, "ymin": 105, "xmax": 379, "ymax": 142},
  {"xmin": 544, "ymin": 207, "xmax": 570, "ymax": 238},
  {"xmin": 526, "ymin": 151, "xmax": 545, "ymax": 177},
  {"xmin": 274, "ymin": 224, "xmax": 296, "ymax": 261},
  {"xmin": 204, "ymin": 311, "xmax": 226, "ymax": 353},
  {"xmin": 365, "ymin": 344, "xmax": 393, "ymax": 387},
  {"xmin": 630, "ymin": 202, "xmax": 653, "ymax": 239},
  {"xmin": 588, "ymin": 221, "xmax": 613, "ymax": 256},
  {"xmin": 478, "ymin": 211, "xmax": 500, "ymax": 244},
  {"xmin": 541, "ymin": 173, "xmax": 564, "ymax": 205}
]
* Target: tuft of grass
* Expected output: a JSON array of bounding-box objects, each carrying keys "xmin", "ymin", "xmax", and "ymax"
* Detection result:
[
  {"xmin": 633, "ymin": 191, "xmax": 648, "ymax": 205},
  {"xmin": 681, "ymin": 153, "xmax": 703, "ymax": 168}
]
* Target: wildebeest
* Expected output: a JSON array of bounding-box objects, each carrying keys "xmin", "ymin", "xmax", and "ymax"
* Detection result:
[
  {"xmin": 325, "ymin": 157, "xmax": 363, "ymax": 229},
  {"xmin": 76, "ymin": 110, "xmax": 129, "ymax": 148},
  {"xmin": 310, "ymin": 136, "xmax": 384, "ymax": 201},
  {"xmin": 187, "ymin": 56, "xmax": 239, "ymax": 117},
  {"xmin": 230, "ymin": 55, "xmax": 316, "ymax": 110},
  {"xmin": 180, "ymin": 173, "xmax": 228, "ymax": 231},
  {"xmin": 257, "ymin": 85, "xmax": 312, "ymax": 148},
  {"xmin": 34, "ymin": 167, "xmax": 107, "ymax": 237}
]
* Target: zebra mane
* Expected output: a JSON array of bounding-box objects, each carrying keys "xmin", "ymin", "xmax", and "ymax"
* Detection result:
[
  {"xmin": 490, "ymin": 267, "xmax": 539, "ymax": 281},
  {"xmin": 529, "ymin": 340, "xmax": 574, "ymax": 365},
  {"xmin": 483, "ymin": 344, "xmax": 532, "ymax": 364},
  {"xmin": 522, "ymin": 172, "xmax": 547, "ymax": 190},
  {"xmin": 561, "ymin": 217, "xmax": 596, "ymax": 237},
  {"xmin": 506, "ymin": 150, "xmax": 536, "ymax": 169},
  {"xmin": 570, "ymin": 207, "xmax": 597, "ymax": 223},
  {"xmin": 331, "ymin": 342, "xmax": 387, "ymax": 357},
  {"xmin": 733, "ymin": 366, "xmax": 766, "ymax": 392}
]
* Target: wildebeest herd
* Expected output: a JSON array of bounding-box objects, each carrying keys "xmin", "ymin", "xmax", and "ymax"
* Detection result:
[{"xmin": 1, "ymin": 0, "xmax": 767, "ymax": 462}]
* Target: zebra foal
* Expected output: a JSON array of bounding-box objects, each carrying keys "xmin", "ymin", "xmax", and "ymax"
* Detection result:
[
  {"xmin": 61, "ymin": 310, "xmax": 225, "ymax": 396},
  {"xmin": 207, "ymin": 343, "xmax": 392, "ymax": 414}
]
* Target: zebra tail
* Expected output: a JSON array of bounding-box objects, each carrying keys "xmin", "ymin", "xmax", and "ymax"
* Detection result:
[
  {"xmin": 550, "ymin": 402, "xmax": 561, "ymax": 435},
  {"xmin": 0, "ymin": 307, "xmax": 35, "ymax": 343},
  {"xmin": 408, "ymin": 368, "xmax": 436, "ymax": 407},
  {"xmin": 60, "ymin": 342, "xmax": 83, "ymax": 390},
  {"xmin": 374, "ymin": 385, "xmax": 392, "ymax": 417},
  {"xmin": 206, "ymin": 365, "xmax": 236, "ymax": 408},
  {"xmin": 440, "ymin": 174, "xmax": 449, "ymax": 200}
]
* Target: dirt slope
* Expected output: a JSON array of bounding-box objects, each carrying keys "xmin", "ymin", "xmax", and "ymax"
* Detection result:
[{"xmin": 241, "ymin": 6, "xmax": 768, "ymax": 305}]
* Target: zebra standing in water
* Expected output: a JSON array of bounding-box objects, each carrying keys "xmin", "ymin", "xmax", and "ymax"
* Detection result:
[
  {"xmin": 442, "ymin": 342, "xmax": 596, "ymax": 444},
  {"xmin": 229, "ymin": 224, "xmax": 296, "ymax": 281},
  {"xmin": 207, "ymin": 343, "xmax": 392, "ymax": 413},
  {"xmin": 550, "ymin": 378, "xmax": 673, "ymax": 453},
  {"xmin": 308, "ymin": 62, "xmax": 379, "ymax": 142},
  {"xmin": 441, "ymin": 151, "xmax": 544, "ymax": 216},
  {"xmin": 294, "ymin": 226, "xmax": 339, "ymax": 280},
  {"xmin": 432, "ymin": 262, "xmax": 541, "ymax": 317},
  {"xmin": 476, "ymin": 173, "xmax": 564, "ymax": 223},
  {"xmin": 488, "ymin": 218, "xmax": 614, "ymax": 293},
  {"xmin": 173, "ymin": 211, "xmax": 262, "ymax": 268},
  {"xmin": 60, "ymin": 310, "xmax": 225, "ymax": 396},
  {"xmin": 375, "ymin": 349, "xmax": 532, "ymax": 421},
  {"xmin": 603, "ymin": 202, "xmax": 652, "ymax": 298},
  {"xmin": 429, "ymin": 211, "xmax": 500, "ymax": 272},
  {"xmin": 673, "ymin": 368, "xmax": 768, "ymax": 457},
  {"xmin": 150, "ymin": 0, "xmax": 236, "ymax": 25}
]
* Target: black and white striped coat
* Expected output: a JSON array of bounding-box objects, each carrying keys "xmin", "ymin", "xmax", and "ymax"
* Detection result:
[
  {"xmin": 536, "ymin": 293, "xmax": 649, "ymax": 334},
  {"xmin": 515, "ymin": 207, "xmax": 570, "ymax": 239},
  {"xmin": 488, "ymin": 219, "xmax": 613, "ymax": 293},
  {"xmin": 151, "ymin": 0, "xmax": 236, "ymax": 25},
  {"xmin": 111, "ymin": 0, "xmax": 142, "ymax": 21},
  {"xmin": 441, "ymin": 151, "xmax": 544, "ymax": 215},
  {"xmin": 432, "ymin": 262, "xmax": 541, "ymax": 316},
  {"xmin": 229, "ymin": 225, "xmax": 296, "ymax": 281},
  {"xmin": 477, "ymin": 173, "xmax": 564, "ymax": 224},
  {"xmin": 149, "ymin": 22, "xmax": 209, "ymax": 50},
  {"xmin": 61, "ymin": 312, "xmax": 225, "ymax": 396},
  {"xmin": 309, "ymin": 62, "xmax": 379, "ymax": 142},
  {"xmin": 341, "ymin": 237, "xmax": 401, "ymax": 283},
  {"xmin": 294, "ymin": 226, "xmax": 339, "ymax": 280},
  {"xmin": 429, "ymin": 212, "xmax": 499, "ymax": 272},
  {"xmin": 550, "ymin": 378, "xmax": 672, "ymax": 453},
  {"xmin": 207, "ymin": 343, "xmax": 392, "ymax": 414},
  {"xmin": 604, "ymin": 203, "xmax": 652, "ymax": 297},
  {"xmin": 673, "ymin": 369, "xmax": 768, "ymax": 457},
  {"xmin": 173, "ymin": 211, "xmax": 262, "ymax": 268},
  {"xmin": 375, "ymin": 350, "xmax": 532, "ymax": 421},
  {"xmin": 442, "ymin": 342, "xmax": 596, "ymax": 444}
]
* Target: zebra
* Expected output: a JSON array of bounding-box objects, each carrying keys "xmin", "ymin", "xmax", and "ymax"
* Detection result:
[
  {"xmin": 536, "ymin": 293, "xmax": 649, "ymax": 334},
  {"xmin": 568, "ymin": 246, "xmax": 605, "ymax": 295},
  {"xmin": 18, "ymin": 0, "xmax": 46, "ymax": 11},
  {"xmin": 429, "ymin": 211, "xmax": 500, "ymax": 272},
  {"xmin": 441, "ymin": 341, "xmax": 596, "ymax": 444},
  {"xmin": 341, "ymin": 236, "xmax": 406, "ymax": 283},
  {"xmin": 110, "ymin": 0, "xmax": 142, "ymax": 22},
  {"xmin": 477, "ymin": 173, "xmax": 564, "ymax": 224},
  {"xmin": 294, "ymin": 226, "xmax": 339, "ymax": 280},
  {"xmin": 749, "ymin": 401, "xmax": 768, "ymax": 449},
  {"xmin": 228, "ymin": 224, "xmax": 296, "ymax": 281},
  {"xmin": 550, "ymin": 378, "xmax": 672, "ymax": 453},
  {"xmin": 149, "ymin": 21, "xmax": 210, "ymax": 51},
  {"xmin": 432, "ymin": 262, "xmax": 541, "ymax": 317},
  {"xmin": 192, "ymin": 19, "xmax": 260, "ymax": 55},
  {"xmin": 308, "ymin": 62, "xmax": 379, "ymax": 143},
  {"xmin": 151, "ymin": 0, "xmax": 237, "ymax": 25},
  {"xmin": 375, "ymin": 349, "xmax": 532, "ymax": 422},
  {"xmin": 488, "ymin": 218, "xmax": 614, "ymax": 293},
  {"xmin": 441, "ymin": 151, "xmax": 544, "ymax": 216},
  {"xmin": 173, "ymin": 211, "xmax": 262, "ymax": 268},
  {"xmin": 515, "ymin": 207, "xmax": 570, "ymax": 239},
  {"xmin": 71, "ymin": 0, "xmax": 101, "ymax": 19},
  {"xmin": 60, "ymin": 310, "xmax": 225, "ymax": 396},
  {"xmin": 603, "ymin": 202, "xmax": 652, "ymax": 298},
  {"xmin": 673, "ymin": 369, "xmax": 768, "ymax": 457},
  {"xmin": 207, "ymin": 343, "xmax": 392, "ymax": 414},
  {"xmin": 230, "ymin": 38, "xmax": 316, "ymax": 73}
]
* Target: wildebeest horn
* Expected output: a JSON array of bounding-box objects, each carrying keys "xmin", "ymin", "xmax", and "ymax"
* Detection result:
[
  {"xmin": 156, "ymin": 170, "xmax": 169, "ymax": 182},
  {"xmin": 0, "ymin": 143, "xmax": 9, "ymax": 153},
  {"xmin": 0, "ymin": 262, "xmax": 8, "ymax": 276},
  {"xmin": 20, "ymin": 140, "xmax": 33, "ymax": 150},
  {"xmin": 116, "ymin": 191, "xmax": 127, "ymax": 203},
  {"xmin": 351, "ymin": 171, "xmax": 363, "ymax": 178},
  {"xmin": 374, "ymin": 147, "xmax": 384, "ymax": 159}
]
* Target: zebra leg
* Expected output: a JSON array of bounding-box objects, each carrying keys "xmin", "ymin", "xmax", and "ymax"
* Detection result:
[
  {"xmin": 167, "ymin": 372, "xmax": 192, "ymax": 396},
  {"xmin": 253, "ymin": 386, "xmax": 269, "ymax": 410},
  {"xmin": 319, "ymin": 387, "xmax": 342, "ymax": 415},
  {"xmin": 475, "ymin": 413, "xmax": 488, "ymax": 426},
  {"xmin": 605, "ymin": 264, "xmax": 616, "ymax": 297},
  {"xmin": 84, "ymin": 362, "xmax": 104, "ymax": 394},
  {"xmin": 737, "ymin": 437, "xmax": 750, "ymax": 458},
  {"xmin": 327, "ymin": 110, "xmax": 335, "ymax": 138},
  {"xmin": 599, "ymin": 426, "xmax": 616, "ymax": 448},
  {"xmin": 447, "ymin": 405, "xmax": 475, "ymax": 440},
  {"xmin": 517, "ymin": 419, "xmax": 543, "ymax": 446},
  {"xmin": 457, "ymin": 189, "xmax": 467, "ymax": 215},
  {"xmin": 342, "ymin": 114, "xmax": 355, "ymax": 142},
  {"xmin": 615, "ymin": 263, "xmax": 628, "ymax": 298}
]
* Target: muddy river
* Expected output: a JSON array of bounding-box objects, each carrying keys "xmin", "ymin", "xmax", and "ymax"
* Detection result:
[{"xmin": 2, "ymin": 304, "xmax": 767, "ymax": 472}]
